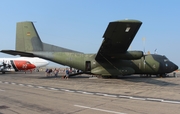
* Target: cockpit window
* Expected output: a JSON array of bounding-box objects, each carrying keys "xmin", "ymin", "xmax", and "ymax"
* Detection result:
[
  {"xmin": 164, "ymin": 59, "xmax": 169, "ymax": 62},
  {"xmin": 165, "ymin": 63, "xmax": 168, "ymax": 67},
  {"xmin": 162, "ymin": 55, "xmax": 169, "ymax": 62},
  {"xmin": 26, "ymin": 62, "xmax": 31, "ymax": 64}
]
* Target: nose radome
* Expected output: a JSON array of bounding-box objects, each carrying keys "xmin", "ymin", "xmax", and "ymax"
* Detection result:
[
  {"xmin": 30, "ymin": 64, "xmax": 36, "ymax": 68},
  {"xmin": 170, "ymin": 62, "xmax": 178, "ymax": 72},
  {"xmin": 174, "ymin": 64, "xmax": 178, "ymax": 71},
  {"xmin": 165, "ymin": 62, "xmax": 178, "ymax": 73}
]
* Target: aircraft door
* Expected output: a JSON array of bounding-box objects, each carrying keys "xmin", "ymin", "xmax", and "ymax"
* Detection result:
[{"xmin": 85, "ymin": 61, "xmax": 91, "ymax": 72}]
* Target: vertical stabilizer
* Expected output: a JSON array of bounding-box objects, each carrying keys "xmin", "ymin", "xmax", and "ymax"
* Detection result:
[{"xmin": 16, "ymin": 21, "xmax": 43, "ymax": 51}]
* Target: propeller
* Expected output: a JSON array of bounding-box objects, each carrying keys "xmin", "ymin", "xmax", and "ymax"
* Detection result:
[{"xmin": 142, "ymin": 37, "xmax": 146, "ymax": 69}]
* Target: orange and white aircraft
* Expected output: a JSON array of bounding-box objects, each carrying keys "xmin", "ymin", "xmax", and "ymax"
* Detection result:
[{"xmin": 0, "ymin": 57, "xmax": 49, "ymax": 74}]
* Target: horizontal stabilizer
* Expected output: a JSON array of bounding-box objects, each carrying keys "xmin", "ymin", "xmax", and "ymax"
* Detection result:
[{"xmin": 1, "ymin": 50, "xmax": 35, "ymax": 57}]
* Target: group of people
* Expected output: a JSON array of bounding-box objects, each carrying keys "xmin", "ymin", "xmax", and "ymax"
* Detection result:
[
  {"xmin": 45, "ymin": 68, "xmax": 70, "ymax": 79},
  {"xmin": 45, "ymin": 68, "xmax": 53, "ymax": 76}
]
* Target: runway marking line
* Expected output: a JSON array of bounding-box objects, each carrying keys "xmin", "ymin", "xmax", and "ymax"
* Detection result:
[
  {"xmin": 49, "ymin": 88, "xmax": 58, "ymax": 91},
  {"xmin": 82, "ymin": 92, "xmax": 94, "ymax": 95},
  {"xmin": 66, "ymin": 90, "xmax": 75, "ymax": 92},
  {"xmin": 4, "ymin": 82, "xmax": 9, "ymax": 84},
  {"xmin": 74, "ymin": 105, "xmax": 126, "ymax": 114},
  {"xmin": 1, "ymin": 81, "xmax": 180, "ymax": 105},
  {"xmin": 129, "ymin": 97, "xmax": 146, "ymax": 101},
  {"xmin": 0, "ymin": 89, "xmax": 5, "ymax": 91},
  {"xmin": 27, "ymin": 85, "xmax": 34, "ymax": 87},
  {"xmin": 60, "ymin": 89, "xmax": 74, "ymax": 92},
  {"xmin": 118, "ymin": 95, "xmax": 131, "ymax": 98},
  {"xmin": 146, "ymin": 98, "xmax": 164, "ymax": 102},
  {"xmin": 37, "ymin": 86, "xmax": 44, "ymax": 89},
  {"xmin": 162, "ymin": 100, "xmax": 180, "ymax": 104},
  {"xmin": 76, "ymin": 91, "xmax": 84, "ymax": 93},
  {"xmin": 103, "ymin": 94, "xmax": 117, "ymax": 97},
  {"xmin": 18, "ymin": 84, "xmax": 24, "ymax": 86},
  {"xmin": 96, "ymin": 93, "xmax": 108, "ymax": 96}
]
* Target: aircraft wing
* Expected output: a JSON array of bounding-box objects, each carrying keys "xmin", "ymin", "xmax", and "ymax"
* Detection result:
[
  {"xmin": 1, "ymin": 50, "xmax": 35, "ymax": 57},
  {"xmin": 95, "ymin": 19, "xmax": 142, "ymax": 60}
]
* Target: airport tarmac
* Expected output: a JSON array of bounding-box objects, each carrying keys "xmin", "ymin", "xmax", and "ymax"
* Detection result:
[{"xmin": 0, "ymin": 72, "xmax": 180, "ymax": 114}]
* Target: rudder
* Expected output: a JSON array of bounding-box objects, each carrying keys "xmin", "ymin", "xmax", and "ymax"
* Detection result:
[{"xmin": 16, "ymin": 21, "xmax": 43, "ymax": 52}]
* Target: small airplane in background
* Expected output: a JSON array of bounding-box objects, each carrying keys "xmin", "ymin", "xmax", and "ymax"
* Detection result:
[{"xmin": 0, "ymin": 57, "xmax": 49, "ymax": 74}]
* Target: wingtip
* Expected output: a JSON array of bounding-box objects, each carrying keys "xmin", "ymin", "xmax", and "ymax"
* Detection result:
[{"xmin": 114, "ymin": 19, "xmax": 142, "ymax": 23}]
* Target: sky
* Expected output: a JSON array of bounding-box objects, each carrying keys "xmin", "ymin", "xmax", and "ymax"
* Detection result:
[{"xmin": 0, "ymin": 0, "xmax": 180, "ymax": 67}]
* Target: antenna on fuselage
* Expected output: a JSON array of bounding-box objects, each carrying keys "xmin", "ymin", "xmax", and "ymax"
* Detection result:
[{"xmin": 154, "ymin": 49, "xmax": 157, "ymax": 54}]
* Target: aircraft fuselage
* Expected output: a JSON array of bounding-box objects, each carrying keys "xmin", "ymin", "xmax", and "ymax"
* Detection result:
[{"xmin": 32, "ymin": 52, "xmax": 178, "ymax": 76}]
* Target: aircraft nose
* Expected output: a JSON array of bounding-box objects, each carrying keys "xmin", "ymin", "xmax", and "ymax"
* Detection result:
[
  {"xmin": 29, "ymin": 64, "xmax": 36, "ymax": 69},
  {"xmin": 173, "ymin": 64, "xmax": 178, "ymax": 71},
  {"xmin": 169, "ymin": 62, "xmax": 178, "ymax": 72},
  {"xmin": 162, "ymin": 61, "xmax": 178, "ymax": 73}
]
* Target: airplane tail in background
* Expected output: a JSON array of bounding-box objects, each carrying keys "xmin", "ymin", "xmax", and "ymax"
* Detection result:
[{"xmin": 16, "ymin": 22, "xmax": 43, "ymax": 52}]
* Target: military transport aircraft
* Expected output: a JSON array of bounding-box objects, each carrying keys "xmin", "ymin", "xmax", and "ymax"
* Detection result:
[
  {"xmin": 0, "ymin": 57, "xmax": 49, "ymax": 74},
  {"xmin": 0, "ymin": 19, "xmax": 178, "ymax": 77}
]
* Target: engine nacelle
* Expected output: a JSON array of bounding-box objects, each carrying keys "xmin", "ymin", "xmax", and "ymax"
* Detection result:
[{"xmin": 110, "ymin": 51, "xmax": 143, "ymax": 60}]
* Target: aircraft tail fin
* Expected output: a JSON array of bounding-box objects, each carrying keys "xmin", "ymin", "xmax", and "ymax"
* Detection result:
[
  {"xmin": 16, "ymin": 21, "xmax": 82, "ymax": 53},
  {"xmin": 16, "ymin": 21, "xmax": 43, "ymax": 52}
]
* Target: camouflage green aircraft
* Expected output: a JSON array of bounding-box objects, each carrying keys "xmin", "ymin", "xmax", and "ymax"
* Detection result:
[{"xmin": 1, "ymin": 19, "xmax": 178, "ymax": 77}]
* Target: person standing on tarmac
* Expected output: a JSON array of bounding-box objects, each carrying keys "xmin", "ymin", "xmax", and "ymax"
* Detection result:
[
  {"xmin": 54, "ymin": 68, "xmax": 59, "ymax": 77},
  {"xmin": 65, "ymin": 68, "xmax": 70, "ymax": 79}
]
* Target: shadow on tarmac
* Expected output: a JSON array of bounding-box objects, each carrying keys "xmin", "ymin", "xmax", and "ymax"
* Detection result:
[
  {"xmin": 37, "ymin": 73, "xmax": 179, "ymax": 86},
  {"xmin": 117, "ymin": 75, "xmax": 179, "ymax": 86}
]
